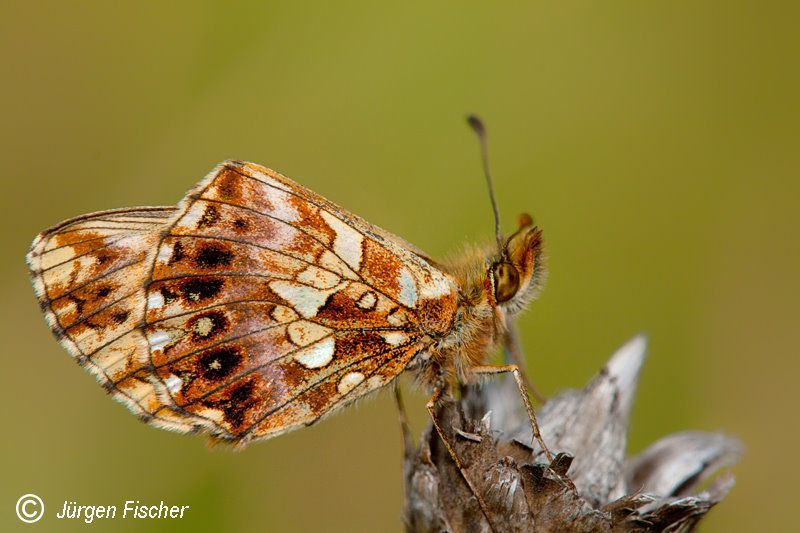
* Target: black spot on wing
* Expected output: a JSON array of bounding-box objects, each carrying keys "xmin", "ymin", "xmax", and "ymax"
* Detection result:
[
  {"xmin": 180, "ymin": 277, "xmax": 224, "ymax": 302},
  {"xmin": 94, "ymin": 251, "xmax": 114, "ymax": 265},
  {"xmin": 197, "ymin": 205, "xmax": 220, "ymax": 228},
  {"xmin": 111, "ymin": 310, "xmax": 129, "ymax": 324},
  {"xmin": 232, "ymin": 218, "xmax": 248, "ymax": 232},
  {"xmin": 96, "ymin": 286, "xmax": 113, "ymax": 298},
  {"xmin": 160, "ymin": 287, "xmax": 178, "ymax": 304},
  {"xmin": 194, "ymin": 243, "xmax": 233, "ymax": 268},
  {"xmin": 201, "ymin": 377, "xmax": 257, "ymax": 429},
  {"xmin": 198, "ymin": 346, "xmax": 243, "ymax": 380},
  {"xmin": 168, "ymin": 241, "xmax": 185, "ymax": 264}
]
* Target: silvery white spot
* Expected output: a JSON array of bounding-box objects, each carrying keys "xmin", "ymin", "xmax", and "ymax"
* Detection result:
[
  {"xmin": 287, "ymin": 320, "xmax": 332, "ymax": 346},
  {"xmin": 419, "ymin": 270, "xmax": 456, "ymax": 299},
  {"xmin": 176, "ymin": 203, "xmax": 204, "ymax": 229},
  {"xmin": 294, "ymin": 336, "xmax": 335, "ymax": 369},
  {"xmin": 356, "ymin": 291, "xmax": 377, "ymax": 310},
  {"xmin": 147, "ymin": 330, "xmax": 171, "ymax": 352},
  {"xmin": 397, "ymin": 267, "xmax": 418, "ymax": 307},
  {"xmin": 320, "ymin": 211, "xmax": 363, "ymax": 271},
  {"xmin": 270, "ymin": 280, "xmax": 341, "ymax": 319},
  {"xmin": 156, "ymin": 242, "xmax": 174, "ymax": 264},
  {"xmin": 380, "ymin": 331, "xmax": 408, "ymax": 346},
  {"xmin": 147, "ymin": 290, "xmax": 164, "ymax": 309},
  {"xmin": 338, "ymin": 372, "xmax": 365, "ymax": 395},
  {"xmin": 165, "ymin": 375, "xmax": 182, "ymax": 394}
]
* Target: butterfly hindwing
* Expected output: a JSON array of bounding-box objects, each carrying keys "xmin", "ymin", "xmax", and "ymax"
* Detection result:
[{"xmin": 30, "ymin": 161, "xmax": 459, "ymax": 444}]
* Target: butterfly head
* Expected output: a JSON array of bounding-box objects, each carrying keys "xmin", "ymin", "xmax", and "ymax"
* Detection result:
[{"xmin": 489, "ymin": 213, "xmax": 545, "ymax": 315}]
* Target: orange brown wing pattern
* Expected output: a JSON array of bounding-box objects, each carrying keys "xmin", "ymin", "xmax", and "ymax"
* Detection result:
[
  {"xmin": 29, "ymin": 161, "xmax": 459, "ymax": 444},
  {"xmin": 142, "ymin": 161, "xmax": 459, "ymax": 443},
  {"xmin": 26, "ymin": 206, "xmax": 204, "ymax": 433}
]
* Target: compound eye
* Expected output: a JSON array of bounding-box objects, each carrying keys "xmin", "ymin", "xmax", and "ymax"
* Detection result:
[{"xmin": 492, "ymin": 262, "xmax": 520, "ymax": 303}]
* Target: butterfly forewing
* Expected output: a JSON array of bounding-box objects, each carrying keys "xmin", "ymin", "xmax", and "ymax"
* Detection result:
[{"xmin": 30, "ymin": 161, "xmax": 459, "ymax": 444}]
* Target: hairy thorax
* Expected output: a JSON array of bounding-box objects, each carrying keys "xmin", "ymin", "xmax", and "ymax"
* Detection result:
[
  {"xmin": 413, "ymin": 243, "xmax": 504, "ymax": 385},
  {"xmin": 411, "ymin": 219, "xmax": 546, "ymax": 388}
]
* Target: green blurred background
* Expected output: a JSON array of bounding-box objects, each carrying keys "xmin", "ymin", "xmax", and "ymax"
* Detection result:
[{"xmin": 1, "ymin": 1, "xmax": 797, "ymax": 531}]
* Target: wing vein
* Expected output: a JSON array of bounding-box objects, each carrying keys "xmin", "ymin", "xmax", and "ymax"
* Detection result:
[
  {"xmin": 197, "ymin": 188, "xmax": 413, "ymax": 312},
  {"xmin": 240, "ymin": 345, "xmax": 409, "ymax": 439},
  {"xmin": 37, "ymin": 233, "xmax": 136, "ymax": 272},
  {"xmin": 61, "ymin": 289, "xmax": 141, "ymax": 330},
  {"xmin": 46, "ymin": 258, "xmax": 147, "ymax": 302}
]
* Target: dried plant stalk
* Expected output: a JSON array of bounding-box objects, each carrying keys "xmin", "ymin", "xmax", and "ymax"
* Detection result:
[{"xmin": 403, "ymin": 336, "xmax": 741, "ymax": 533}]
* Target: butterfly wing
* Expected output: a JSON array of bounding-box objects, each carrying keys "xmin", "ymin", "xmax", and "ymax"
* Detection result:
[
  {"xmin": 29, "ymin": 161, "xmax": 459, "ymax": 444},
  {"xmin": 142, "ymin": 161, "xmax": 459, "ymax": 443},
  {"xmin": 26, "ymin": 206, "xmax": 206, "ymax": 433}
]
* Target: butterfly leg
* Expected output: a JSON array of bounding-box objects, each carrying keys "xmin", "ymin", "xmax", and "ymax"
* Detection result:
[
  {"xmin": 502, "ymin": 320, "xmax": 547, "ymax": 404},
  {"xmin": 426, "ymin": 383, "xmax": 498, "ymax": 532},
  {"xmin": 470, "ymin": 364, "xmax": 554, "ymax": 463},
  {"xmin": 393, "ymin": 383, "xmax": 414, "ymax": 459}
]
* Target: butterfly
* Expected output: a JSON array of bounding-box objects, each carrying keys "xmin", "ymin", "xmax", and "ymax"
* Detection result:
[{"xmin": 27, "ymin": 119, "xmax": 551, "ymax": 514}]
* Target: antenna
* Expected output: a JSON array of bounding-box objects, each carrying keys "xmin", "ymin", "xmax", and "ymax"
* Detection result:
[{"xmin": 467, "ymin": 114, "xmax": 504, "ymax": 255}]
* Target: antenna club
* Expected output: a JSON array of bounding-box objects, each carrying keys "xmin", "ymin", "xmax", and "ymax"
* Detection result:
[{"xmin": 466, "ymin": 115, "xmax": 486, "ymax": 137}]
